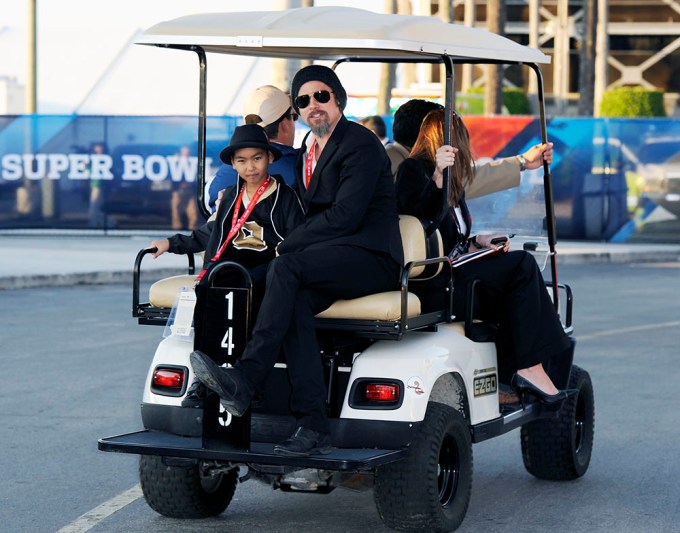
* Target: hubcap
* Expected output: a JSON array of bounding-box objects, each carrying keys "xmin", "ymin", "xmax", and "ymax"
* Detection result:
[
  {"xmin": 573, "ymin": 392, "xmax": 586, "ymax": 455},
  {"xmin": 438, "ymin": 434, "xmax": 459, "ymax": 507},
  {"xmin": 199, "ymin": 464, "xmax": 226, "ymax": 493}
]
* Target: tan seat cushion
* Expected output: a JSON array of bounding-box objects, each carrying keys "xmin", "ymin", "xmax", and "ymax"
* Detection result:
[
  {"xmin": 149, "ymin": 276, "xmax": 421, "ymax": 322},
  {"xmin": 149, "ymin": 275, "xmax": 196, "ymax": 308},
  {"xmin": 315, "ymin": 291, "xmax": 421, "ymax": 321}
]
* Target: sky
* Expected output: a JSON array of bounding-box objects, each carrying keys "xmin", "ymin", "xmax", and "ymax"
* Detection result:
[{"xmin": 0, "ymin": 0, "xmax": 388, "ymax": 115}]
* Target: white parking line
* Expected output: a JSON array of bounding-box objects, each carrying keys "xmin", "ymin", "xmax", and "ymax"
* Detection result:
[
  {"xmin": 55, "ymin": 484, "xmax": 143, "ymax": 533},
  {"xmin": 577, "ymin": 320, "xmax": 680, "ymax": 341}
]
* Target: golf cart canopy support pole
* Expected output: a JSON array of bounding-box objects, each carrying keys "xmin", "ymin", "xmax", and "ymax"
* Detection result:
[
  {"xmin": 528, "ymin": 62, "xmax": 560, "ymax": 311},
  {"xmin": 154, "ymin": 43, "xmax": 211, "ymax": 220},
  {"xmin": 442, "ymin": 55, "xmax": 455, "ymax": 235},
  {"xmin": 196, "ymin": 46, "xmax": 208, "ymax": 219}
]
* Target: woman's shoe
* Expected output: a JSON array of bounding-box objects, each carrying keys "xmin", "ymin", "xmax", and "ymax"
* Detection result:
[{"xmin": 510, "ymin": 373, "xmax": 578, "ymax": 406}]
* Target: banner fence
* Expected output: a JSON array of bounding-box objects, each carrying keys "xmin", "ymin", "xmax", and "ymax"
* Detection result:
[{"xmin": 1, "ymin": 114, "xmax": 678, "ymax": 241}]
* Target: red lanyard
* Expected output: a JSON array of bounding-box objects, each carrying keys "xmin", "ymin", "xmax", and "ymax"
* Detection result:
[
  {"xmin": 305, "ymin": 139, "xmax": 316, "ymax": 188},
  {"xmin": 195, "ymin": 175, "xmax": 272, "ymax": 282}
]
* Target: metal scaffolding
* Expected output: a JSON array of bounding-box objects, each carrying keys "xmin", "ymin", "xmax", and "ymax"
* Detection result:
[{"xmin": 423, "ymin": 0, "xmax": 680, "ymax": 115}]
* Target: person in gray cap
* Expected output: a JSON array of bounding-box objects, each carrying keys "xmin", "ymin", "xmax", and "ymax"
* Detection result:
[
  {"xmin": 190, "ymin": 64, "xmax": 404, "ymax": 457},
  {"xmin": 208, "ymin": 85, "xmax": 299, "ymax": 209}
]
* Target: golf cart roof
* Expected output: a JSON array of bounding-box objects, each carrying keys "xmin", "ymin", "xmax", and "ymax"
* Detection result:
[{"xmin": 138, "ymin": 6, "xmax": 550, "ymax": 65}]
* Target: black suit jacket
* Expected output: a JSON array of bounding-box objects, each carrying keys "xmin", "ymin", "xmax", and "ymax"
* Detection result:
[
  {"xmin": 278, "ymin": 116, "xmax": 403, "ymax": 266},
  {"xmin": 396, "ymin": 157, "xmax": 472, "ymax": 253}
]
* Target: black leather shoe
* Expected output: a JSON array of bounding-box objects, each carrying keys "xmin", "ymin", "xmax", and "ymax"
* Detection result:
[
  {"xmin": 511, "ymin": 373, "xmax": 578, "ymax": 406},
  {"xmin": 273, "ymin": 427, "xmax": 332, "ymax": 457},
  {"xmin": 181, "ymin": 379, "xmax": 209, "ymax": 408},
  {"xmin": 189, "ymin": 351, "xmax": 254, "ymax": 417}
]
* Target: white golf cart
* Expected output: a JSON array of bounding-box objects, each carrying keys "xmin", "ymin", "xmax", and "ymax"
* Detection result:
[{"xmin": 99, "ymin": 7, "xmax": 594, "ymax": 532}]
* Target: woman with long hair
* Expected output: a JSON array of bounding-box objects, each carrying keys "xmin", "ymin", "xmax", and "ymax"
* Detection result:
[{"xmin": 396, "ymin": 108, "xmax": 573, "ymax": 405}]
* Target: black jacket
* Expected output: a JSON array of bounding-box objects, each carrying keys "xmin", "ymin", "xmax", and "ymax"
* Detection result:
[
  {"xmin": 168, "ymin": 174, "xmax": 304, "ymax": 271},
  {"xmin": 278, "ymin": 116, "xmax": 403, "ymax": 266},
  {"xmin": 396, "ymin": 157, "xmax": 472, "ymax": 253}
]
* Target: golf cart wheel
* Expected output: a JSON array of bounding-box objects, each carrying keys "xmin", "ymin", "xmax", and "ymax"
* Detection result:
[
  {"xmin": 374, "ymin": 402, "xmax": 472, "ymax": 533},
  {"xmin": 520, "ymin": 364, "xmax": 595, "ymax": 480},
  {"xmin": 139, "ymin": 455, "xmax": 238, "ymax": 518}
]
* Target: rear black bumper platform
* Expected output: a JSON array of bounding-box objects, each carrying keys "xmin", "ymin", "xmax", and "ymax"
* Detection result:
[{"xmin": 99, "ymin": 430, "xmax": 406, "ymax": 471}]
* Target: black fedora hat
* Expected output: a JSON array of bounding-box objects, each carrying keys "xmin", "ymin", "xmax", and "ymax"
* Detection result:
[{"xmin": 219, "ymin": 124, "xmax": 282, "ymax": 165}]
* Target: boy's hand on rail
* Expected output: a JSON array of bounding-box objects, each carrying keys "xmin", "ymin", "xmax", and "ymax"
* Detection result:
[{"xmin": 150, "ymin": 239, "xmax": 170, "ymax": 258}]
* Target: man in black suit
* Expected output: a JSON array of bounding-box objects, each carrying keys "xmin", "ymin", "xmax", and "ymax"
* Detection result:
[{"xmin": 191, "ymin": 65, "xmax": 403, "ymax": 456}]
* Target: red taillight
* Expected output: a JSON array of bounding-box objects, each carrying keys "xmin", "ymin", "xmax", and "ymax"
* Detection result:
[
  {"xmin": 365, "ymin": 383, "xmax": 399, "ymax": 402},
  {"xmin": 153, "ymin": 368, "xmax": 185, "ymax": 389}
]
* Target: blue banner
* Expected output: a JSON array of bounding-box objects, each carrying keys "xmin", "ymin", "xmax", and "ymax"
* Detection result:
[
  {"xmin": 1, "ymin": 114, "xmax": 679, "ymax": 241},
  {"xmin": 0, "ymin": 115, "xmax": 238, "ymax": 231}
]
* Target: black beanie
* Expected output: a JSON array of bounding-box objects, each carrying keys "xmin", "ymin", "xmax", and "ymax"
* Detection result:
[{"xmin": 290, "ymin": 65, "xmax": 347, "ymax": 113}]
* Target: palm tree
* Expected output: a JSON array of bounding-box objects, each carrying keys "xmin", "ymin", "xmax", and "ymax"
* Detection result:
[
  {"xmin": 485, "ymin": 0, "xmax": 506, "ymax": 115},
  {"xmin": 378, "ymin": 0, "xmax": 399, "ymax": 115},
  {"xmin": 578, "ymin": 0, "xmax": 598, "ymax": 116}
]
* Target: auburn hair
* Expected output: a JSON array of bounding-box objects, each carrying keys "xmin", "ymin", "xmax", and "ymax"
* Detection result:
[{"xmin": 409, "ymin": 108, "xmax": 474, "ymax": 205}]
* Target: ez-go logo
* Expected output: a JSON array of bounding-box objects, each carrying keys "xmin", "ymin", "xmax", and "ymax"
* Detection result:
[{"xmin": 473, "ymin": 373, "xmax": 497, "ymax": 397}]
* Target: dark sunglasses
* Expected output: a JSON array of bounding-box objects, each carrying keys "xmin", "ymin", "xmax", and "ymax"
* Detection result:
[
  {"xmin": 294, "ymin": 90, "xmax": 333, "ymax": 109},
  {"xmin": 287, "ymin": 111, "xmax": 298, "ymax": 121}
]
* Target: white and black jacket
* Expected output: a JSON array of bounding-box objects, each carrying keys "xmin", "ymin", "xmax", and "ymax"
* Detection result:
[{"xmin": 168, "ymin": 174, "xmax": 304, "ymax": 271}]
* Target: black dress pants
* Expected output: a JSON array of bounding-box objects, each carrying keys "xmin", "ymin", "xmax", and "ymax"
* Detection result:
[
  {"xmin": 234, "ymin": 245, "xmax": 401, "ymax": 433},
  {"xmin": 452, "ymin": 250, "xmax": 571, "ymax": 381}
]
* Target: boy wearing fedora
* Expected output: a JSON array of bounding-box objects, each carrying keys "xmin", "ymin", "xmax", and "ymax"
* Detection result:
[{"xmin": 151, "ymin": 124, "xmax": 304, "ymax": 311}]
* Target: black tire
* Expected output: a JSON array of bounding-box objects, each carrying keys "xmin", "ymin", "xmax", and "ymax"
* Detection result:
[
  {"xmin": 374, "ymin": 402, "xmax": 473, "ymax": 533},
  {"xmin": 139, "ymin": 455, "xmax": 238, "ymax": 518},
  {"xmin": 521, "ymin": 364, "xmax": 595, "ymax": 480}
]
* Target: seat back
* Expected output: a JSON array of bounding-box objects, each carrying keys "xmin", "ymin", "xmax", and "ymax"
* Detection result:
[
  {"xmin": 399, "ymin": 215, "xmax": 444, "ymax": 279},
  {"xmin": 315, "ymin": 217, "xmax": 448, "ymax": 332}
]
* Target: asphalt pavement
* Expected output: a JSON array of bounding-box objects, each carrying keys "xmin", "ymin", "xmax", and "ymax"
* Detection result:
[{"xmin": 1, "ymin": 233, "xmax": 680, "ymax": 290}]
